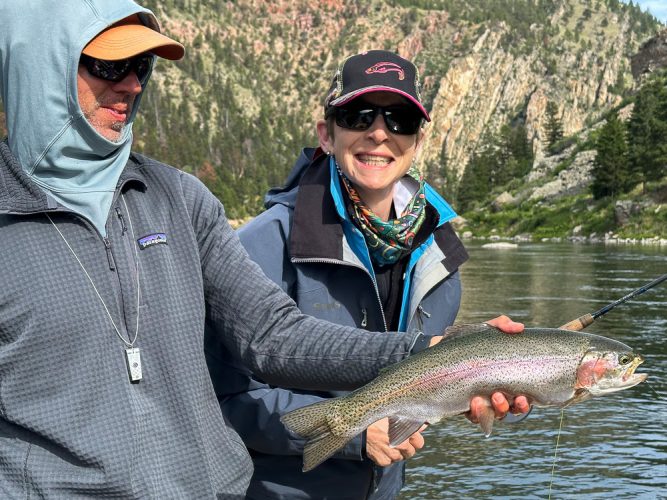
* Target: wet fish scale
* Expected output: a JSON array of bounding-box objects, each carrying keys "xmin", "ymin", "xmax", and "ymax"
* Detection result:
[{"xmin": 282, "ymin": 324, "xmax": 646, "ymax": 472}]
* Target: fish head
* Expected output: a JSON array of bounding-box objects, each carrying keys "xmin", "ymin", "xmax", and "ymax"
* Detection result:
[{"xmin": 576, "ymin": 349, "xmax": 647, "ymax": 396}]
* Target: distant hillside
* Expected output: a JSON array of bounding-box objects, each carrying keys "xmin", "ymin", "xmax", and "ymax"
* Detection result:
[
  {"xmin": 136, "ymin": 0, "xmax": 662, "ymax": 218},
  {"xmin": 0, "ymin": 0, "xmax": 663, "ymax": 224}
]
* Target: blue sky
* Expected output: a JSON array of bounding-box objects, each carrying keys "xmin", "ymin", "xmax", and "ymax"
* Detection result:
[{"xmin": 627, "ymin": 0, "xmax": 667, "ymax": 23}]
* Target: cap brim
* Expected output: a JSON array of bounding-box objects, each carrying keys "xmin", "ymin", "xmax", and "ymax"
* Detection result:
[
  {"xmin": 83, "ymin": 23, "xmax": 184, "ymax": 61},
  {"xmin": 330, "ymin": 86, "xmax": 431, "ymax": 121}
]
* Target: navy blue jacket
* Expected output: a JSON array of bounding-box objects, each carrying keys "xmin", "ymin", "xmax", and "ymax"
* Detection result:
[{"xmin": 209, "ymin": 149, "xmax": 468, "ymax": 499}]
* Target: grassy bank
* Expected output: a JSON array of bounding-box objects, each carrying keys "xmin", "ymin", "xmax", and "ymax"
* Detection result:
[{"xmin": 460, "ymin": 177, "xmax": 667, "ymax": 240}]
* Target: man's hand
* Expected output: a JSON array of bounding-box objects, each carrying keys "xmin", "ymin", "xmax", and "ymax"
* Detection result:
[
  {"xmin": 428, "ymin": 314, "xmax": 524, "ymax": 348},
  {"xmin": 365, "ymin": 418, "xmax": 426, "ymax": 467},
  {"xmin": 468, "ymin": 393, "xmax": 531, "ymax": 423},
  {"xmin": 485, "ymin": 314, "xmax": 523, "ymax": 334}
]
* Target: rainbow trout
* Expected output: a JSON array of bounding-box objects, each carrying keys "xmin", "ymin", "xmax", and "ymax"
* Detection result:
[{"xmin": 281, "ymin": 324, "xmax": 647, "ymax": 472}]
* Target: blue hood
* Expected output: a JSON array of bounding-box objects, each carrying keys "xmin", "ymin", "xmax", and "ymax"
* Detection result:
[{"xmin": 0, "ymin": 0, "xmax": 159, "ymax": 235}]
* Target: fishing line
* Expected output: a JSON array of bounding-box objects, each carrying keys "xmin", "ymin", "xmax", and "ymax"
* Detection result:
[
  {"xmin": 547, "ymin": 409, "xmax": 565, "ymax": 500},
  {"xmin": 645, "ymin": 381, "xmax": 662, "ymax": 399}
]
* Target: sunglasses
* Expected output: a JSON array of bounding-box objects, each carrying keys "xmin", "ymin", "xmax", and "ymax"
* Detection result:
[
  {"xmin": 327, "ymin": 102, "xmax": 423, "ymax": 135},
  {"xmin": 80, "ymin": 53, "xmax": 154, "ymax": 85}
]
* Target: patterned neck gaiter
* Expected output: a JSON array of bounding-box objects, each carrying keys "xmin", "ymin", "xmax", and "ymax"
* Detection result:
[{"xmin": 335, "ymin": 160, "xmax": 427, "ymax": 266}]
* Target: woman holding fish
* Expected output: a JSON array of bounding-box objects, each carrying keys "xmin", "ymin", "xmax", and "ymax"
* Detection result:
[{"xmin": 207, "ymin": 50, "xmax": 528, "ymax": 499}]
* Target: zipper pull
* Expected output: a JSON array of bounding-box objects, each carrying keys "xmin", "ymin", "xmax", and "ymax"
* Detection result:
[
  {"xmin": 115, "ymin": 207, "xmax": 128, "ymax": 234},
  {"xmin": 415, "ymin": 305, "xmax": 430, "ymax": 331},
  {"xmin": 418, "ymin": 305, "xmax": 431, "ymax": 318},
  {"xmin": 361, "ymin": 308, "xmax": 368, "ymax": 328},
  {"xmin": 103, "ymin": 237, "xmax": 116, "ymax": 271}
]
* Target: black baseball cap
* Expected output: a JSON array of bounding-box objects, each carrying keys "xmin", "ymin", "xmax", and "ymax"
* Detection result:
[{"xmin": 324, "ymin": 50, "xmax": 430, "ymax": 121}]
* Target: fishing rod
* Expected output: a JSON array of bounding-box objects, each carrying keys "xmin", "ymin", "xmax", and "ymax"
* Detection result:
[{"xmin": 560, "ymin": 273, "xmax": 667, "ymax": 331}]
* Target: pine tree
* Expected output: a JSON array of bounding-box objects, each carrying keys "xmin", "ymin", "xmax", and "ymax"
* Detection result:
[
  {"xmin": 591, "ymin": 110, "xmax": 630, "ymax": 199},
  {"xmin": 627, "ymin": 75, "xmax": 667, "ymax": 191},
  {"xmin": 499, "ymin": 123, "xmax": 534, "ymax": 180},
  {"xmin": 544, "ymin": 101, "xmax": 564, "ymax": 150},
  {"xmin": 457, "ymin": 150, "xmax": 493, "ymax": 211}
]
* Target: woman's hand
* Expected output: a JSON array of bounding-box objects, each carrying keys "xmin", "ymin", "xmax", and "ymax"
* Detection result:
[{"xmin": 365, "ymin": 418, "xmax": 427, "ymax": 466}]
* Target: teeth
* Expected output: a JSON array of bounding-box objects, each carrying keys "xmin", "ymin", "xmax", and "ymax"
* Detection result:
[{"xmin": 358, "ymin": 155, "xmax": 391, "ymax": 166}]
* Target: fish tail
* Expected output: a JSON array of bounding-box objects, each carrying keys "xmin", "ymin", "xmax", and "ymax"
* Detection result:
[{"xmin": 281, "ymin": 400, "xmax": 352, "ymax": 472}]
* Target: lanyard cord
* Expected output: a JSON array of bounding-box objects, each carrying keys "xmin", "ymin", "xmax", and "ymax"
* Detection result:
[{"xmin": 45, "ymin": 194, "xmax": 141, "ymax": 348}]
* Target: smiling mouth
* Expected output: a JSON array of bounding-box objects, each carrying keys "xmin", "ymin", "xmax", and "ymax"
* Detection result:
[{"xmin": 356, "ymin": 154, "xmax": 392, "ymax": 167}]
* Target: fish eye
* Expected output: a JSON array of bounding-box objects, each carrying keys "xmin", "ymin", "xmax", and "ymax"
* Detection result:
[{"xmin": 619, "ymin": 354, "xmax": 632, "ymax": 365}]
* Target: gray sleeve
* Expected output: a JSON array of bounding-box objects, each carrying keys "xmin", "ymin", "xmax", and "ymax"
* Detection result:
[
  {"xmin": 208, "ymin": 348, "xmax": 364, "ymax": 459},
  {"xmin": 182, "ymin": 175, "xmax": 419, "ymax": 390},
  {"xmin": 210, "ymin": 209, "xmax": 363, "ymax": 459}
]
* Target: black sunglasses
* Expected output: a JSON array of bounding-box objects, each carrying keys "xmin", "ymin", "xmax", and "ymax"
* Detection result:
[
  {"xmin": 80, "ymin": 53, "xmax": 154, "ymax": 85},
  {"xmin": 327, "ymin": 102, "xmax": 423, "ymax": 135}
]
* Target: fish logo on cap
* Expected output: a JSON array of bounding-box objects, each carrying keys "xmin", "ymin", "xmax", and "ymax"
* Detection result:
[{"xmin": 365, "ymin": 62, "xmax": 405, "ymax": 80}]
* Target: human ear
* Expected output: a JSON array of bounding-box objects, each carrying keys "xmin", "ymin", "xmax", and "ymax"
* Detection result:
[{"xmin": 316, "ymin": 120, "xmax": 334, "ymax": 154}]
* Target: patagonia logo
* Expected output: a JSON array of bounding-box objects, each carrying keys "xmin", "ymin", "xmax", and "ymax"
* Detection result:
[
  {"xmin": 137, "ymin": 233, "xmax": 167, "ymax": 250},
  {"xmin": 365, "ymin": 62, "xmax": 405, "ymax": 80}
]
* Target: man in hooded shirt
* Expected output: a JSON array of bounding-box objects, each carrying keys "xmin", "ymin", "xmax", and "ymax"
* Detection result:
[
  {"xmin": 0, "ymin": 1, "xmax": 421, "ymax": 496},
  {"xmin": 0, "ymin": 0, "xmax": 528, "ymax": 497}
]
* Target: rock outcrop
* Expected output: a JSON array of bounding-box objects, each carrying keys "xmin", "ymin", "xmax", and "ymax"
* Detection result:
[
  {"xmin": 631, "ymin": 29, "xmax": 667, "ymax": 81},
  {"xmin": 527, "ymin": 150, "xmax": 596, "ymax": 201}
]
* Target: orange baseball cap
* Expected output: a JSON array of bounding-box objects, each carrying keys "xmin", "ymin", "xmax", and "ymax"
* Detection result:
[{"xmin": 82, "ymin": 14, "xmax": 184, "ymax": 61}]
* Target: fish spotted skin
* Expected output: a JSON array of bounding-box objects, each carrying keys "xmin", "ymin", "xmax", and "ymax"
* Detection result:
[{"xmin": 281, "ymin": 324, "xmax": 646, "ymax": 472}]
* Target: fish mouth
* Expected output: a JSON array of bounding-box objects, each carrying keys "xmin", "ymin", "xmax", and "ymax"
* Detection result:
[
  {"xmin": 622, "ymin": 354, "xmax": 647, "ymax": 386},
  {"xmin": 588, "ymin": 353, "xmax": 647, "ymax": 395}
]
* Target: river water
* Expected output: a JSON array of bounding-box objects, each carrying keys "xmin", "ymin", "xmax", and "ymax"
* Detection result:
[{"xmin": 400, "ymin": 242, "xmax": 666, "ymax": 500}]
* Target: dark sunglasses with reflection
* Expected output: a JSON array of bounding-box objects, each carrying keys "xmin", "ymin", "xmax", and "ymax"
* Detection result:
[
  {"xmin": 79, "ymin": 53, "xmax": 154, "ymax": 86},
  {"xmin": 326, "ymin": 101, "xmax": 424, "ymax": 136}
]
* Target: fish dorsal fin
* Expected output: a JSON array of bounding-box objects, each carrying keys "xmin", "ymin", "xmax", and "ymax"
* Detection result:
[
  {"xmin": 441, "ymin": 323, "xmax": 496, "ymax": 342},
  {"xmin": 388, "ymin": 416, "xmax": 425, "ymax": 447}
]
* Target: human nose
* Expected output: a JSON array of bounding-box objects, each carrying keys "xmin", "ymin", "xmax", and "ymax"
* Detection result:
[
  {"xmin": 366, "ymin": 113, "xmax": 390, "ymax": 144},
  {"xmin": 112, "ymin": 71, "xmax": 143, "ymax": 95}
]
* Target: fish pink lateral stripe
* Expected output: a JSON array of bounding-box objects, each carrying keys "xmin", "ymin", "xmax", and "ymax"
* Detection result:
[
  {"xmin": 375, "ymin": 355, "xmax": 575, "ymax": 403},
  {"xmin": 419, "ymin": 356, "xmax": 574, "ymax": 385}
]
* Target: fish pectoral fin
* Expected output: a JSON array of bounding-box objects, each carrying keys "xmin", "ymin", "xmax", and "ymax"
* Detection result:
[
  {"xmin": 388, "ymin": 416, "xmax": 426, "ymax": 447},
  {"xmin": 302, "ymin": 430, "xmax": 353, "ymax": 472},
  {"xmin": 562, "ymin": 388, "xmax": 592, "ymax": 408},
  {"xmin": 478, "ymin": 404, "xmax": 495, "ymax": 437}
]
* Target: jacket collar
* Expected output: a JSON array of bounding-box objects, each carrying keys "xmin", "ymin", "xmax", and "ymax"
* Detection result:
[
  {"xmin": 290, "ymin": 151, "xmax": 346, "ymax": 261},
  {"xmin": 0, "ymin": 140, "xmax": 147, "ymax": 215}
]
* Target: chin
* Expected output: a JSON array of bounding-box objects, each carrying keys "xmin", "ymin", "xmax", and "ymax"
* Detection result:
[{"xmin": 104, "ymin": 126, "xmax": 126, "ymax": 143}]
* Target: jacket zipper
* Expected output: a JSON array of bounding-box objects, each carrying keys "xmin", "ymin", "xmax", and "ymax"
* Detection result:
[
  {"xmin": 103, "ymin": 237, "xmax": 116, "ymax": 271},
  {"xmin": 108, "ymin": 200, "xmax": 139, "ymax": 337},
  {"xmin": 115, "ymin": 206, "xmax": 128, "ymax": 234},
  {"xmin": 416, "ymin": 304, "xmax": 431, "ymax": 330},
  {"xmin": 291, "ymin": 257, "xmax": 388, "ymax": 332}
]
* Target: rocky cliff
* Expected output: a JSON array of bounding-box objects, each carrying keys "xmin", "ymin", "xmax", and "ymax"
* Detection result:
[{"xmin": 419, "ymin": 3, "xmax": 640, "ymax": 178}]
